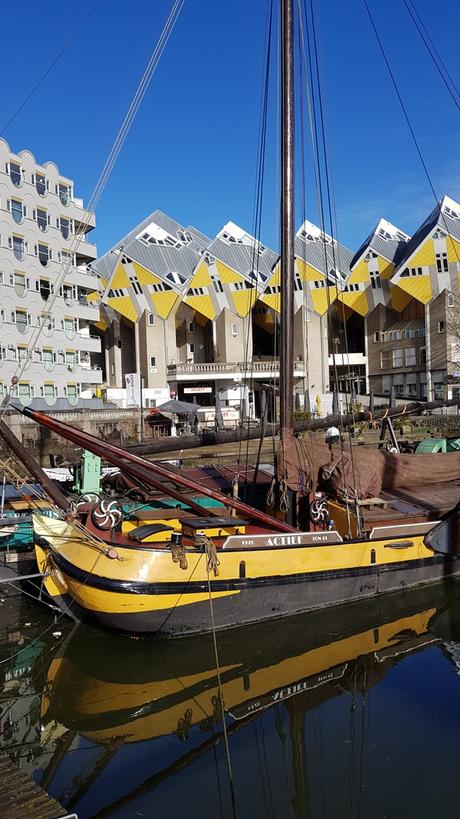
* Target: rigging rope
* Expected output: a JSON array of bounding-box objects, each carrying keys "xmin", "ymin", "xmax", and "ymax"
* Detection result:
[
  {"xmin": 298, "ymin": 0, "xmax": 357, "ymax": 533},
  {"xmin": 362, "ymin": 0, "xmax": 460, "ymax": 266},
  {"xmin": 205, "ymin": 557, "xmax": 237, "ymax": 818},
  {"xmin": 237, "ymin": 0, "xmax": 274, "ymax": 483},
  {"xmin": 0, "ymin": 0, "xmax": 105, "ymax": 136},
  {"xmin": 401, "ymin": 0, "xmax": 460, "ymax": 113},
  {"xmin": 2, "ymin": 0, "xmax": 186, "ymax": 414}
]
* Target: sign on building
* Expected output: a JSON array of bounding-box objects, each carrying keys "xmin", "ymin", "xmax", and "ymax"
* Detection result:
[{"xmin": 125, "ymin": 373, "xmax": 141, "ymax": 407}]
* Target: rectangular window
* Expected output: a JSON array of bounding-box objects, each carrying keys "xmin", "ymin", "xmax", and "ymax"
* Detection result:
[
  {"xmin": 63, "ymin": 285, "xmax": 74, "ymax": 305},
  {"xmin": 35, "ymin": 210, "xmax": 47, "ymax": 234},
  {"xmin": 17, "ymin": 382, "xmax": 30, "ymax": 403},
  {"xmin": 15, "ymin": 311, "xmax": 28, "ymax": 333},
  {"xmin": 231, "ymin": 322, "xmax": 238, "ymax": 336},
  {"xmin": 43, "ymin": 383, "xmax": 55, "ymax": 400},
  {"xmin": 405, "ymin": 347, "xmax": 416, "ymax": 367},
  {"xmin": 64, "ymin": 317, "xmax": 76, "ymax": 337},
  {"xmin": 14, "ymin": 272, "xmax": 26, "ymax": 296},
  {"xmin": 436, "ymin": 252, "xmax": 449, "ymax": 273},
  {"xmin": 373, "ymin": 331, "xmax": 380, "ymax": 343},
  {"xmin": 420, "ymin": 347, "xmax": 427, "ymax": 366},
  {"xmin": 438, "ymin": 321, "xmax": 445, "ymax": 334},
  {"xmin": 9, "ymin": 162, "xmax": 21, "ymax": 187},
  {"xmin": 61, "ymin": 251, "xmax": 73, "ymax": 269},
  {"xmin": 380, "ymin": 350, "xmax": 391, "ymax": 369},
  {"xmin": 37, "ymin": 244, "xmax": 49, "ymax": 266},
  {"xmin": 35, "ymin": 174, "xmax": 46, "ymax": 196},
  {"xmin": 10, "ymin": 199, "xmax": 23, "ymax": 224},
  {"xmin": 60, "ymin": 217, "xmax": 71, "ymax": 240},
  {"xmin": 67, "ymin": 384, "xmax": 78, "ymax": 402},
  {"xmin": 58, "ymin": 184, "xmax": 70, "ymax": 206},
  {"xmin": 150, "ymin": 356, "xmax": 156, "ymax": 368},
  {"xmin": 65, "ymin": 351, "xmax": 76, "ymax": 371},
  {"xmin": 448, "ymin": 293, "xmax": 455, "ymax": 308},
  {"xmin": 392, "ymin": 348, "xmax": 403, "ymax": 367},
  {"xmin": 10, "ymin": 235, "xmax": 25, "ymax": 260},
  {"xmin": 39, "ymin": 278, "xmax": 51, "ymax": 301}
]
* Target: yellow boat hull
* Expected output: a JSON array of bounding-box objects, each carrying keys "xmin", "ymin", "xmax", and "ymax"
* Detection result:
[{"xmin": 33, "ymin": 514, "xmax": 460, "ymax": 636}]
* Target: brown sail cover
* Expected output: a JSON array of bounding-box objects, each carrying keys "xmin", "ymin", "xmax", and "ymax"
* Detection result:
[{"xmin": 277, "ymin": 432, "xmax": 460, "ymax": 499}]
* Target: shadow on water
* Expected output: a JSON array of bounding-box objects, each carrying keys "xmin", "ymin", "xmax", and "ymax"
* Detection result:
[{"xmin": 3, "ymin": 581, "xmax": 460, "ymax": 817}]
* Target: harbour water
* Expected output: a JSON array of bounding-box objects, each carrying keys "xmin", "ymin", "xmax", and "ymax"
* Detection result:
[{"xmin": 1, "ymin": 581, "xmax": 460, "ymax": 818}]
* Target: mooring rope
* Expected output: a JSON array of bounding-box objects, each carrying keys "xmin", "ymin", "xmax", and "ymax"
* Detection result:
[{"xmin": 204, "ymin": 544, "xmax": 237, "ymax": 818}]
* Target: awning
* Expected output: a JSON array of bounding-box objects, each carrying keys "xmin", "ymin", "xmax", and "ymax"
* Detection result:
[{"xmin": 157, "ymin": 399, "xmax": 200, "ymax": 414}]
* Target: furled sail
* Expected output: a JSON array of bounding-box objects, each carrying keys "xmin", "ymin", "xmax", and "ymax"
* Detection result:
[{"xmin": 277, "ymin": 432, "xmax": 460, "ymax": 500}]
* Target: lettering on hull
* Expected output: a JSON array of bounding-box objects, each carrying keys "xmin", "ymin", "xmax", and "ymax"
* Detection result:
[
  {"xmin": 223, "ymin": 530, "xmax": 343, "ymax": 550},
  {"xmin": 229, "ymin": 665, "xmax": 347, "ymax": 719}
]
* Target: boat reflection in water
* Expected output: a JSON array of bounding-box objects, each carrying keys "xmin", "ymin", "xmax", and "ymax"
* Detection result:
[{"xmin": 7, "ymin": 583, "xmax": 460, "ymax": 818}]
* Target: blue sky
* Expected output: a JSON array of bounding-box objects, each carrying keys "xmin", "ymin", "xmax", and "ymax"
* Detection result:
[{"xmin": 2, "ymin": 0, "xmax": 460, "ymax": 255}]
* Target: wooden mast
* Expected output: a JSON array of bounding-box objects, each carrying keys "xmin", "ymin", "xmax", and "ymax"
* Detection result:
[{"xmin": 279, "ymin": 0, "xmax": 295, "ymax": 436}]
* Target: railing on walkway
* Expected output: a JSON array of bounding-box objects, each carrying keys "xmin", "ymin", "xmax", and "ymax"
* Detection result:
[{"xmin": 167, "ymin": 359, "xmax": 305, "ymax": 376}]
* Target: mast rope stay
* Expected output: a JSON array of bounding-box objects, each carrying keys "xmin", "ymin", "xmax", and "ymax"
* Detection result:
[
  {"xmin": 401, "ymin": 0, "xmax": 460, "ymax": 113},
  {"xmin": 298, "ymin": 0, "xmax": 358, "ymax": 533},
  {"xmin": 236, "ymin": 0, "xmax": 274, "ymax": 486},
  {"xmin": 362, "ymin": 0, "xmax": 460, "ymax": 267},
  {"xmin": 1, "ymin": 0, "xmax": 186, "ymax": 417}
]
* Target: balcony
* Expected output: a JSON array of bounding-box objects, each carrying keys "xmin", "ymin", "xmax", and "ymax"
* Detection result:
[
  {"xmin": 67, "ymin": 265, "xmax": 99, "ymax": 289},
  {"xmin": 79, "ymin": 364, "xmax": 103, "ymax": 384},
  {"xmin": 73, "ymin": 333, "xmax": 101, "ymax": 352},
  {"xmin": 72, "ymin": 202, "xmax": 96, "ymax": 230},
  {"xmin": 74, "ymin": 299, "xmax": 100, "ymax": 320},
  {"xmin": 74, "ymin": 234, "xmax": 97, "ymax": 260},
  {"xmin": 328, "ymin": 353, "xmax": 368, "ymax": 366},
  {"xmin": 167, "ymin": 359, "xmax": 306, "ymax": 381}
]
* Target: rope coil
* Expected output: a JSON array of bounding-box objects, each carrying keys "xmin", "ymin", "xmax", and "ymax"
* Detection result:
[
  {"xmin": 266, "ymin": 477, "xmax": 276, "ymax": 509},
  {"xmin": 278, "ymin": 478, "xmax": 290, "ymax": 513},
  {"xmin": 171, "ymin": 539, "xmax": 188, "ymax": 570},
  {"xmin": 194, "ymin": 533, "xmax": 220, "ymax": 577}
]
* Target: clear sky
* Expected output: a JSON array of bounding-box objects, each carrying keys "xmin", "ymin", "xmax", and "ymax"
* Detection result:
[{"xmin": 2, "ymin": 0, "xmax": 460, "ymax": 255}]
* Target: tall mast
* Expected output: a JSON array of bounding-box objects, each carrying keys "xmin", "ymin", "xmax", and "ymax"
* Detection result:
[{"xmin": 279, "ymin": 0, "xmax": 295, "ymax": 436}]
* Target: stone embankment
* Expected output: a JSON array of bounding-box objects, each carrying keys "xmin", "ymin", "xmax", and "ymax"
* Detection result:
[{"xmin": 4, "ymin": 407, "xmax": 142, "ymax": 466}]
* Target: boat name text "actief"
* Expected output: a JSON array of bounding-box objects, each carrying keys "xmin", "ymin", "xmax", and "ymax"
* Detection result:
[{"xmin": 224, "ymin": 531, "xmax": 342, "ymax": 549}]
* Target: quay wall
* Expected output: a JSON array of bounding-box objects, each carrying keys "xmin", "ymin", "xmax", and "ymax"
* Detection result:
[{"xmin": 3, "ymin": 408, "xmax": 143, "ymax": 467}]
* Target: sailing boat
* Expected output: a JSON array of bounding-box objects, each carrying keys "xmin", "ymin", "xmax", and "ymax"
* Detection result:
[{"xmin": 24, "ymin": 0, "xmax": 460, "ymax": 635}]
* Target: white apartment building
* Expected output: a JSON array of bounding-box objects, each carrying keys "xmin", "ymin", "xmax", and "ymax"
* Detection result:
[{"xmin": 0, "ymin": 139, "xmax": 102, "ymax": 406}]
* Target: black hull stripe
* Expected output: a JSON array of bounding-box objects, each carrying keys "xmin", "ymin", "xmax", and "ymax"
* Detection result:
[{"xmin": 51, "ymin": 551, "xmax": 456, "ymax": 596}]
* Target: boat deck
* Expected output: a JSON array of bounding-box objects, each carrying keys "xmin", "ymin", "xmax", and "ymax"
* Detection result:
[
  {"xmin": 357, "ymin": 482, "xmax": 460, "ymax": 531},
  {"xmin": 384, "ymin": 482, "xmax": 460, "ymax": 517}
]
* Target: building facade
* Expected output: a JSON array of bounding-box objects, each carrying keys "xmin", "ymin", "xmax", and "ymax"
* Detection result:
[
  {"xmin": 94, "ymin": 196, "xmax": 460, "ymax": 414},
  {"xmin": 95, "ymin": 212, "xmax": 341, "ymax": 415},
  {"xmin": 0, "ymin": 139, "xmax": 102, "ymax": 406}
]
